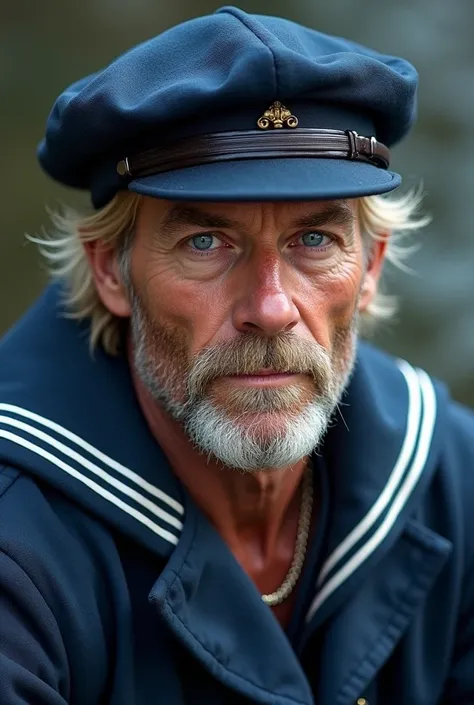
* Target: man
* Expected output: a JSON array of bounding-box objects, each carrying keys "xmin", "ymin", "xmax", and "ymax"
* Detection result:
[{"xmin": 0, "ymin": 6, "xmax": 473, "ymax": 705}]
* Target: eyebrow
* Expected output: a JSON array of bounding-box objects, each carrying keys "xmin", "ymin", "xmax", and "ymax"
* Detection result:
[
  {"xmin": 159, "ymin": 201, "xmax": 355, "ymax": 238},
  {"xmin": 292, "ymin": 203, "xmax": 355, "ymax": 232},
  {"xmin": 160, "ymin": 204, "xmax": 240, "ymax": 237}
]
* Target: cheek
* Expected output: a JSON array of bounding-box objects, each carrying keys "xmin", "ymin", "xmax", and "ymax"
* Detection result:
[
  {"xmin": 138, "ymin": 257, "xmax": 231, "ymax": 354},
  {"xmin": 298, "ymin": 256, "xmax": 364, "ymax": 348},
  {"xmin": 326, "ymin": 259, "xmax": 364, "ymax": 315}
]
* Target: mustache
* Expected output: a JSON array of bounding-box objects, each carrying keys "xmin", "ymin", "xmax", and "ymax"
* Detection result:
[{"xmin": 186, "ymin": 333, "xmax": 333, "ymax": 399}]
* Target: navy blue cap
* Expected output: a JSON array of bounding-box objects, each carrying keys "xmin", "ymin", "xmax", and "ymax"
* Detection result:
[{"xmin": 37, "ymin": 6, "xmax": 418, "ymax": 208}]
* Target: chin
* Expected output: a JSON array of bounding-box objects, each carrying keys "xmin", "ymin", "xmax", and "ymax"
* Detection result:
[
  {"xmin": 209, "ymin": 381, "xmax": 316, "ymax": 416},
  {"xmin": 236, "ymin": 410, "xmax": 293, "ymax": 437},
  {"xmin": 184, "ymin": 398, "xmax": 330, "ymax": 471}
]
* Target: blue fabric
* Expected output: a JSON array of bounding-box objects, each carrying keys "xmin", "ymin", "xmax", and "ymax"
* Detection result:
[
  {"xmin": 1, "ymin": 285, "xmax": 474, "ymax": 704},
  {"xmin": 37, "ymin": 6, "xmax": 417, "ymax": 207}
]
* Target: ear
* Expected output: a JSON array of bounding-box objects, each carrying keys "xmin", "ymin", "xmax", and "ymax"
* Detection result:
[
  {"xmin": 83, "ymin": 239, "xmax": 132, "ymax": 318},
  {"xmin": 358, "ymin": 236, "xmax": 389, "ymax": 313}
]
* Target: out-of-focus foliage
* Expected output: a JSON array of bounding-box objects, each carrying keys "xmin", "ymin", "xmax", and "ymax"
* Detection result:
[{"xmin": 1, "ymin": 0, "xmax": 473, "ymax": 405}]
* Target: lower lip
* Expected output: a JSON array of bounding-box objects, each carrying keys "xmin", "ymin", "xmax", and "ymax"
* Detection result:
[{"xmin": 225, "ymin": 373, "xmax": 300, "ymax": 387}]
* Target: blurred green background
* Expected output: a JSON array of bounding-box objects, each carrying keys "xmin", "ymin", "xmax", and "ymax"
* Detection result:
[{"xmin": 1, "ymin": 0, "xmax": 473, "ymax": 405}]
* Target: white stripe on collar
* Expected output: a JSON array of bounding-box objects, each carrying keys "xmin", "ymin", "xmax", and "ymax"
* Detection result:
[
  {"xmin": 0, "ymin": 403, "xmax": 183, "ymax": 514},
  {"xmin": 317, "ymin": 359, "xmax": 423, "ymax": 586},
  {"xmin": 306, "ymin": 362, "xmax": 437, "ymax": 622},
  {"xmin": 0, "ymin": 404, "xmax": 183, "ymax": 545}
]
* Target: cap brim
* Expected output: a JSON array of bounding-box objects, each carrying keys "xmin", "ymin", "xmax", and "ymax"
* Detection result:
[{"xmin": 128, "ymin": 157, "xmax": 400, "ymax": 202}]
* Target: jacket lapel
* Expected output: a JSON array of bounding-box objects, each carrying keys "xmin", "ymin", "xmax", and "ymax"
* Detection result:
[
  {"xmin": 313, "ymin": 519, "xmax": 451, "ymax": 705},
  {"xmin": 149, "ymin": 496, "xmax": 314, "ymax": 705}
]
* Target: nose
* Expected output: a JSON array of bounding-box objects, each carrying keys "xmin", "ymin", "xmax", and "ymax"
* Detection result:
[{"xmin": 232, "ymin": 251, "xmax": 300, "ymax": 336}]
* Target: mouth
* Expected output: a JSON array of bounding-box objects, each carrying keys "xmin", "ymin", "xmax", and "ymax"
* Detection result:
[{"xmin": 223, "ymin": 369, "xmax": 304, "ymax": 388}]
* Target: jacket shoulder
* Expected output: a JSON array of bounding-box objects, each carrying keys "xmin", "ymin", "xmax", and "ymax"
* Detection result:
[
  {"xmin": 0, "ymin": 467, "xmax": 116, "ymax": 699},
  {"xmin": 0, "ymin": 465, "xmax": 118, "ymax": 579},
  {"xmin": 446, "ymin": 399, "xmax": 474, "ymax": 460},
  {"xmin": 444, "ymin": 400, "xmax": 474, "ymax": 517}
]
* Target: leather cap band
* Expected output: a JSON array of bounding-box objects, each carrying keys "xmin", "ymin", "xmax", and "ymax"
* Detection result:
[{"xmin": 116, "ymin": 128, "xmax": 390, "ymax": 179}]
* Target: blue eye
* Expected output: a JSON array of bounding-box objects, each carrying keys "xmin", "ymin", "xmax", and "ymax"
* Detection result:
[
  {"xmin": 301, "ymin": 231, "xmax": 329, "ymax": 248},
  {"xmin": 190, "ymin": 234, "xmax": 216, "ymax": 251}
]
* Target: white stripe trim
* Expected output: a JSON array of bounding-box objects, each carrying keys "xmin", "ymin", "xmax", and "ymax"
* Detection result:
[
  {"xmin": 0, "ymin": 403, "xmax": 183, "ymax": 515},
  {"xmin": 306, "ymin": 367, "xmax": 437, "ymax": 622},
  {"xmin": 317, "ymin": 359, "xmax": 422, "ymax": 585},
  {"xmin": 0, "ymin": 429, "xmax": 179, "ymax": 545},
  {"xmin": 0, "ymin": 415, "xmax": 183, "ymax": 531}
]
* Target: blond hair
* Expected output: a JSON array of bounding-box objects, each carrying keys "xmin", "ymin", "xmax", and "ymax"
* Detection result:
[{"xmin": 32, "ymin": 189, "xmax": 429, "ymax": 355}]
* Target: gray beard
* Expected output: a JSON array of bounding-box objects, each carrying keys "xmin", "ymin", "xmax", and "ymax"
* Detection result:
[{"xmin": 130, "ymin": 293, "xmax": 357, "ymax": 472}]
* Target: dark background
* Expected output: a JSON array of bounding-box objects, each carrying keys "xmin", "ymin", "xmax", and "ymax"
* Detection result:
[{"xmin": 1, "ymin": 0, "xmax": 473, "ymax": 405}]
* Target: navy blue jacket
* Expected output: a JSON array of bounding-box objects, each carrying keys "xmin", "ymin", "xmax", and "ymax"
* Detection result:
[{"xmin": 1, "ymin": 284, "xmax": 474, "ymax": 705}]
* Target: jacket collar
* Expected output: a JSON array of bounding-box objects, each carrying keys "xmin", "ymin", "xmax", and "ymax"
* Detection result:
[
  {"xmin": 0, "ymin": 284, "xmax": 183, "ymax": 559},
  {"xmin": 305, "ymin": 343, "xmax": 448, "ymax": 625}
]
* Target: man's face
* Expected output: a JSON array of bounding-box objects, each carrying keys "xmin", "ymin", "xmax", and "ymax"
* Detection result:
[{"xmin": 120, "ymin": 198, "xmax": 379, "ymax": 470}]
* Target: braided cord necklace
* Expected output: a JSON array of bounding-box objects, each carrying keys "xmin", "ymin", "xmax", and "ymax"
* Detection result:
[{"xmin": 261, "ymin": 466, "xmax": 313, "ymax": 607}]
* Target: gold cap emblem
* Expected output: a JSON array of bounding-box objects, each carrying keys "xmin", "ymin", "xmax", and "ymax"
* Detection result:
[{"xmin": 257, "ymin": 101, "xmax": 298, "ymax": 130}]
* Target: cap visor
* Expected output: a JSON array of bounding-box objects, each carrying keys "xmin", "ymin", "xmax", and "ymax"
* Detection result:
[{"xmin": 128, "ymin": 157, "xmax": 400, "ymax": 202}]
